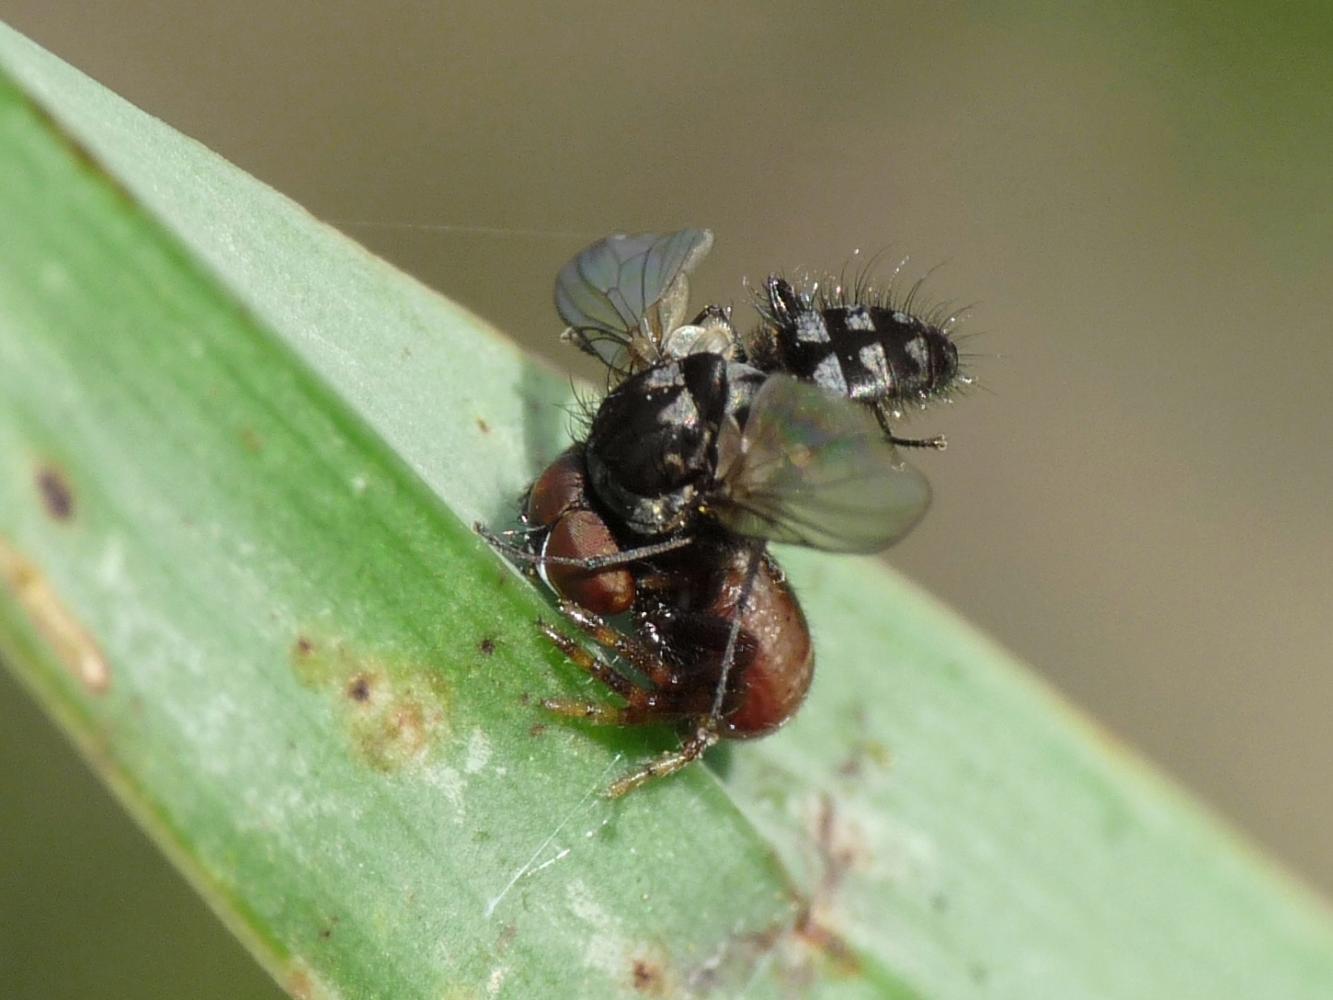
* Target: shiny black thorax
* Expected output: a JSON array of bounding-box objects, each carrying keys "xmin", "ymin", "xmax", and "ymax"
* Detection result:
[
  {"xmin": 584, "ymin": 353, "xmax": 762, "ymax": 538},
  {"xmin": 753, "ymin": 276, "xmax": 959, "ymax": 406}
]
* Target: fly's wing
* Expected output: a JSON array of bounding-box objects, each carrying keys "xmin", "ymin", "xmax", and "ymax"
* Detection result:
[
  {"xmin": 555, "ymin": 229, "xmax": 714, "ymax": 373},
  {"xmin": 711, "ymin": 375, "xmax": 931, "ymax": 552}
]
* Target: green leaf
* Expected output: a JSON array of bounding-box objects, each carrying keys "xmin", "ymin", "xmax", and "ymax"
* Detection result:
[{"xmin": 1, "ymin": 22, "xmax": 1331, "ymax": 999}]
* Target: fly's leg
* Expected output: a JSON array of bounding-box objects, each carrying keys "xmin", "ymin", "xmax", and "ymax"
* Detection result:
[
  {"xmin": 476, "ymin": 522, "xmax": 693, "ymax": 571},
  {"xmin": 889, "ymin": 433, "xmax": 947, "ymax": 450},
  {"xmin": 873, "ymin": 403, "xmax": 947, "ymax": 450},
  {"xmin": 606, "ymin": 723, "xmax": 720, "ymax": 798}
]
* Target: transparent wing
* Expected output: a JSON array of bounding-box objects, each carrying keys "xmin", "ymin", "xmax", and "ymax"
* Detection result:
[
  {"xmin": 711, "ymin": 376, "xmax": 931, "ymax": 552},
  {"xmin": 554, "ymin": 229, "xmax": 714, "ymax": 371}
]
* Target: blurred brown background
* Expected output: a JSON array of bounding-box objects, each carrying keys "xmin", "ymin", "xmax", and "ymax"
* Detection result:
[{"xmin": 2, "ymin": 3, "xmax": 1329, "ymax": 996}]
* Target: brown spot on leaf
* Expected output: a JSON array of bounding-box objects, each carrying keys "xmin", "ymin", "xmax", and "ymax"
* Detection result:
[
  {"xmin": 792, "ymin": 913, "xmax": 860, "ymax": 976},
  {"xmin": 478, "ymin": 637, "xmax": 496, "ymax": 656},
  {"xmin": 780, "ymin": 794, "xmax": 865, "ymax": 977},
  {"xmin": 290, "ymin": 631, "xmax": 450, "ymax": 771},
  {"xmin": 346, "ymin": 673, "xmax": 373, "ymax": 703},
  {"xmin": 703, "ymin": 906, "xmax": 859, "ymax": 993},
  {"xmin": 239, "ymin": 426, "xmax": 264, "ymax": 453},
  {"xmin": 691, "ymin": 793, "xmax": 867, "ymax": 990},
  {"xmin": 476, "ymin": 417, "xmax": 491, "ymax": 434},
  {"xmin": 528, "ymin": 722, "xmax": 547, "ymax": 737},
  {"xmin": 284, "ymin": 963, "xmax": 338, "ymax": 1000},
  {"xmin": 287, "ymin": 969, "xmax": 314, "ymax": 1000},
  {"xmin": 35, "ymin": 466, "xmax": 74, "ymax": 521},
  {"xmin": 837, "ymin": 738, "xmax": 891, "ymax": 778},
  {"xmin": 631, "ymin": 956, "xmax": 666, "ymax": 995},
  {"xmin": 0, "ymin": 538, "xmax": 109, "ymax": 693}
]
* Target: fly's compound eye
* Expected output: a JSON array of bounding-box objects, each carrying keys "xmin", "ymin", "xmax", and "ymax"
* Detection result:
[
  {"xmin": 544, "ymin": 510, "xmax": 635, "ymax": 616},
  {"xmin": 525, "ymin": 448, "xmax": 587, "ymax": 527}
]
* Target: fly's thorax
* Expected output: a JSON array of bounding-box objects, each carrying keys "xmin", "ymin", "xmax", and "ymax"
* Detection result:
[{"xmin": 584, "ymin": 354, "xmax": 733, "ymax": 536}]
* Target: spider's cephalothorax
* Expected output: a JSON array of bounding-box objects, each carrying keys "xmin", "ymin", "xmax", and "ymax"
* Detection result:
[{"xmin": 746, "ymin": 275, "xmax": 962, "ymax": 448}]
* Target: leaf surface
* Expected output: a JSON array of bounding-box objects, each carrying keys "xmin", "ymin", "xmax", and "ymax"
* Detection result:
[{"xmin": 1, "ymin": 22, "xmax": 1331, "ymax": 999}]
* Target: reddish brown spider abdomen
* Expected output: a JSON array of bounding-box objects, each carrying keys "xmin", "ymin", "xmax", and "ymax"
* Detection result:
[
  {"xmin": 544, "ymin": 510, "xmax": 635, "ymax": 616},
  {"xmin": 525, "ymin": 447, "xmax": 587, "ymax": 527},
  {"xmin": 719, "ymin": 558, "xmax": 814, "ymax": 738}
]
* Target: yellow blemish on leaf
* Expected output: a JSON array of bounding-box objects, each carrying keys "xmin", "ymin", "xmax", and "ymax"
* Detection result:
[
  {"xmin": 290, "ymin": 633, "xmax": 450, "ymax": 771},
  {"xmin": 0, "ymin": 536, "xmax": 109, "ymax": 693}
]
